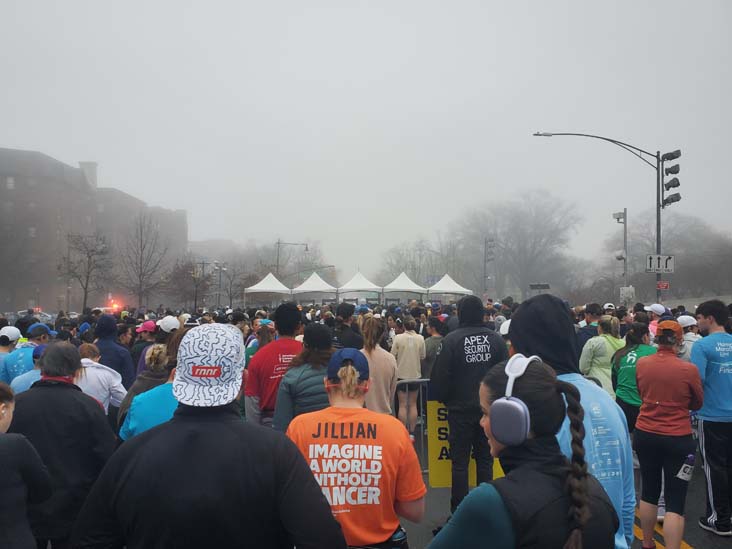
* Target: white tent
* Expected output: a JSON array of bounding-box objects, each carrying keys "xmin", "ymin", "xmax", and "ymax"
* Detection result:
[
  {"xmin": 244, "ymin": 272, "xmax": 291, "ymax": 294},
  {"xmin": 383, "ymin": 272, "xmax": 427, "ymax": 294},
  {"xmin": 338, "ymin": 272, "xmax": 381, "ymax": 293},
  {"xmin": 428, "ymin": 274, "xmax": 472, "ymax": 295},
  {"xmin": 291, "ymin": 272, "xmax": 337, "ymax": 294}
]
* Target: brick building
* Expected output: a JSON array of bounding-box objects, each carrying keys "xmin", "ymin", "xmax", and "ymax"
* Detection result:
[{"xmin": 0, "ymin": 147, "xmax": 187, "ymax": 312}]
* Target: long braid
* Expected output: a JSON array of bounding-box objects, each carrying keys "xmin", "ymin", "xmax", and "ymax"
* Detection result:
[{"xmin": 557, "ymin": 380, "xmax": 591, "ymax": 549}]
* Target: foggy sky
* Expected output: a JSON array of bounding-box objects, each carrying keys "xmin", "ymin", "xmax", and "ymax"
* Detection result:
[{"xmin": 2, "ymin": 1, "xmax": 730, "ymax": 283}]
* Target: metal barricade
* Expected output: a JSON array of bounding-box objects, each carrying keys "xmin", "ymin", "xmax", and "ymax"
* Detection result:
[{"xmin": 394, "ymin": 378, "xmax": 431, "ymax": 473}]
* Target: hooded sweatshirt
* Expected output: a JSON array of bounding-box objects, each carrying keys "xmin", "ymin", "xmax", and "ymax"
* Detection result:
[
  {"xmin": 509, "ymin": 295, "xmax": 635, "ymax": 549},
  {"xmin": 77, "ymin": 358, "xmax": 128, "ymax": 413},
  {"xmin": 94, "ymin": 315, "xmax": 135, "ymax": 389}
]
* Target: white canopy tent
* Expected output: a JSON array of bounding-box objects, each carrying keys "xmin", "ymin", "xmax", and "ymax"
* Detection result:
[
  {"xmin": 244, "ymin": 272, "xmax": 291, "ymax": 295},
  {"xmin": 291, "ymin": 272, "xmax": 337, "ymax": 294},
  {"xmin": 427, "ymin": 274, "xmax": 472, "ymax": 295},
  {"xmin": 338, "ymin": 272, "xmax": 382, "ymax": 293},
  {"xmin": 383, "ymin": 272, "xmax": 427, "ymax": 294}
]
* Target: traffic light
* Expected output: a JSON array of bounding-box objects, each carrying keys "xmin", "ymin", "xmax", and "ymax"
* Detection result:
[{"xmin": 661, "ymin": 149, "xmax": 682, "ymax": 208}]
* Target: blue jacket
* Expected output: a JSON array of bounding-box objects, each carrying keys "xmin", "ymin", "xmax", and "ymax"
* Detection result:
[
  {"xmin": 0, "ymin": 343, "xmax": 37, "ymax": 384},
  {"xmin": 95, "ymin": 338, "xmax": 135, "ymax": 389},
  {"xmin": 691, "ymin": 332, "xmax": 732, "ymax": 422},
  {"xmin": 556, "ymin": 373, "xmax": 635, "ymax": 549}
]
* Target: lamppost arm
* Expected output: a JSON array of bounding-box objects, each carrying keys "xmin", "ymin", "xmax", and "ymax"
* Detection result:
[{"xmin": 533, "ymin": 132, "xmax": 657, "ymax": 169}]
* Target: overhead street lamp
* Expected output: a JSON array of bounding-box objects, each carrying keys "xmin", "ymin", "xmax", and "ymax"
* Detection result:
[{"xmin": 533, "ymin": 132, "xmax": 682, "ymax": 302}]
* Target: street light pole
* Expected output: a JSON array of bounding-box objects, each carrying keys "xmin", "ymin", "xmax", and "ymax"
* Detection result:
[
  {"xmin": 613, "ymin": 208, "xmax": 628, "ymax": 289},
  {"xmin": 534, "ymin": 132, "xmax": 681, "ymax": 303}
]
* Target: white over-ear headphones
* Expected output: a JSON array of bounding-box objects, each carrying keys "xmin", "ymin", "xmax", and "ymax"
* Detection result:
[{"xmin": 490, "ymin": 353, "xmax": 542, "ymax": 446}]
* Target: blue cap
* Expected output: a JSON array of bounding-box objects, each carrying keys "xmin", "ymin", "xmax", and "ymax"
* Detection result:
[
  {"xmin": 78, "ymin": 322, "xmax": 91, "ymax": 335},
  {"xmin": 327, "ymin": 348, "xmax": 369, "ymax": 382},
  {"xmin": 27, "ymin": 323, "xmax": 58, "ymax": 338},
  {"xmin": 32, "ymin": 344, "xmax": 48, "ymax": 360}
]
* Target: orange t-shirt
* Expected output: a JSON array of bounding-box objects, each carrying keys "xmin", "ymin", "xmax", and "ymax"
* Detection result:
[{"xmin": 286, "ymin": 406, "xmax": 426, "ymax": 546}]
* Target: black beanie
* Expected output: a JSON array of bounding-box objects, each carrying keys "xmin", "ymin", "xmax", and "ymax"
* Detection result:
[
  {"xmin": 304, "ymin": 323, "xmax": 332, "ymax": 350},
  {"xmin": 508, "ymin": 294, "xmax": 580, "ymax": 376},
  {"xmin": 457, "ymin": 295, "xmax": 485, "ymax": 327}
]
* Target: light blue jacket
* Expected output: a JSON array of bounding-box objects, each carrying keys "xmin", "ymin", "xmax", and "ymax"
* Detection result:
[
  {"xmin": 691, "ymin": 332, "xmax": 732, "ymax": 422},
  {"xmin": 557, "ymin": 373, "xmax": 635, "ymax": 549},
  {"xmin": 119, "ymin": 383, "xmax": 178, "ymax": 440},
  {"xmin": 0, "ymin": 342, "xmax": 37, "ymax": 384}
]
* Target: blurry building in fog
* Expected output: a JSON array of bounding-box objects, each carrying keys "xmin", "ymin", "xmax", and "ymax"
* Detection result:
[{"xmin": 0, "ymin": 147, "xmax": 187, "ymax": 312}]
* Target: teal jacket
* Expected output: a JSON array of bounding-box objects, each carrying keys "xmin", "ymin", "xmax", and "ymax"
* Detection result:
[{"xmin": 272, "ymin": 364, "xmax": 329, "ymax": 432}]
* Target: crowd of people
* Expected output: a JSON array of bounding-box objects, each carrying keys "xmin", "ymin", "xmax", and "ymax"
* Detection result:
[{"xmin": 0, "ymin": 294, "xmax": 730, "ymax": 548}]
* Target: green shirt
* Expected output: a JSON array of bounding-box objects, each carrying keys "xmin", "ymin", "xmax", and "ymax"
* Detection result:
[{"xmin": 613, "ymin": 343, "xmax": 657, "ymax": 407}]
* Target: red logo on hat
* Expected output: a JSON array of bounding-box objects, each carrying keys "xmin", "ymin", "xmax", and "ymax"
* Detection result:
[{"xmin": 191, "ymin": 365, "xmax": 222, "ymax": 378}]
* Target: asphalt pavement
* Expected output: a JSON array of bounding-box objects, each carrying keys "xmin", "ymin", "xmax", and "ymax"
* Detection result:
[{"xmin": 403, "ymin": 452, "xmax": 727, "ymax": 549}]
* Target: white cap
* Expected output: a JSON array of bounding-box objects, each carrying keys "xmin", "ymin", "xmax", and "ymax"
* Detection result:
[
  {"xmin": 499, "ymin": 319, "xmax": 511, "ymax": 337},
  {"xmin": 603, "ymin": 303, "xmax": 615, "ymax": 310},
  {"xmin": 173, "ymin": 324, "xmax": 245, "ymax": 407},
  {"xmin": 156, "ymin": 315, "xmax": 181, "ymax": 333},
  {"xmin": 0, "ymin": 326, "xmax": 22, "ymax": 342},
  {"xmin": 677, "ymin": 315, "xmax": 697, "ymax": 328},
  {"xmin": 644, "ymin": 304, "xmax": 666, "ymax": 316}
]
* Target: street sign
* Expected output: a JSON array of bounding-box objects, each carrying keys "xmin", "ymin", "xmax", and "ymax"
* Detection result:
[
  {"xmin": 646, "ymin": 254, "xmax": 675, "ymax": 273},
  {"xmin": 619, "ymin": 286, "xmax": 635, "ymax": 304},
  {"xmin": 657, "ymin": 281, "xmax": 670, "ymax": 290}
]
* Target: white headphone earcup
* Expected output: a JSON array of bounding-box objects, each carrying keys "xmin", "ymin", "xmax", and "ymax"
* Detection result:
[{"xmin": 490, "ymin": 397, "xmax": 531, "ymax": 446}]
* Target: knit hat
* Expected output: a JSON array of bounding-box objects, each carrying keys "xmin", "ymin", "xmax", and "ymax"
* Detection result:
[
  {"xmin": 94, "ymin": 314, "xmax": 117, "ymax": 338},
  {"xmin": 173, "ymin": 324, "xmax": 245, "ymax": 407},
  {"xmin": 509, "ymin": 294, "xmax": 580, "ymax": 376}
]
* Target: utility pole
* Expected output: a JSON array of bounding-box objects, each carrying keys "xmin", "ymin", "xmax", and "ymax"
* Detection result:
[
  {"xmin": 483, "ymin": 238, "xmax": 495, "ymax": 298},
  {"xmin": 192, "ymin": 259, "xmax": 209, "ymax": 312},
  {"xmin": 275, "ymin": 239, "xmax": 309, "ymax": 278},
  {"xmin": 213, "ymin": 261, "xmax": 227, "ymax": 308}
]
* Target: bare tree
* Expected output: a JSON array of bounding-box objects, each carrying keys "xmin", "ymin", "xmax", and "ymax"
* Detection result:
[
  {"xmin": 58, "ymin": 233, "xmax": 112, "ymax": 311},
  {"xmin": 119, "ymin": 213, "xmax": 169, "ymax": 308},
  {"xmin": 165, "ymin": 255, "xmax": 212, "ymax": 310}
]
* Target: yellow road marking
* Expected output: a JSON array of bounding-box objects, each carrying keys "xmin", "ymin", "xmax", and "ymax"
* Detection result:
[{"xmin": 633, "ymin": 509, "xmax": 694, "ymax": 548}]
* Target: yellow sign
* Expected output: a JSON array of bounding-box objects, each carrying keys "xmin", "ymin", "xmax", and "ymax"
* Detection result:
[{"xmin": 427, "ymin": 400, "xmax": 504, "ymax": 488}]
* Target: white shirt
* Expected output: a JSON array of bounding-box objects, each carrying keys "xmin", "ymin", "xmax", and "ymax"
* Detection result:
[{"xmin": 77, "ymin": 358, "xmax": 128, "ymax": 413}]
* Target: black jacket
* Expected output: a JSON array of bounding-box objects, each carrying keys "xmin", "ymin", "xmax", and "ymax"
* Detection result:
[
  {"xmin": 493, "ymin": 439, "xmax": 618, "ymax": 548},
  {"xmin": 332, "ymin": 324, "xmax": 364, "ymax": 350},
  {"xmin": 430, "ymin": 324, "xmax": 508, "ymax": 413},
  {"xmin": 0, "ymin": 433, "xmax": 52, "ymax": 549},
  {"xmin": 8, "ymin": 380, "xmax": 117, "ymax": 539},
  {"xmin": 72, "ymin": 403, "xmax": 346, "ymax": 549}
]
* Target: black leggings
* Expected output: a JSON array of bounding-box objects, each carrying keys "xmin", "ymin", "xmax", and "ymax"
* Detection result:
[
  {"xmin": 616, "ymin": 398, "xmax": 639, "ymax": 433},
  {"xmin": 633, "ymin": 429, "xmax": 695, "ymax": 514}
]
